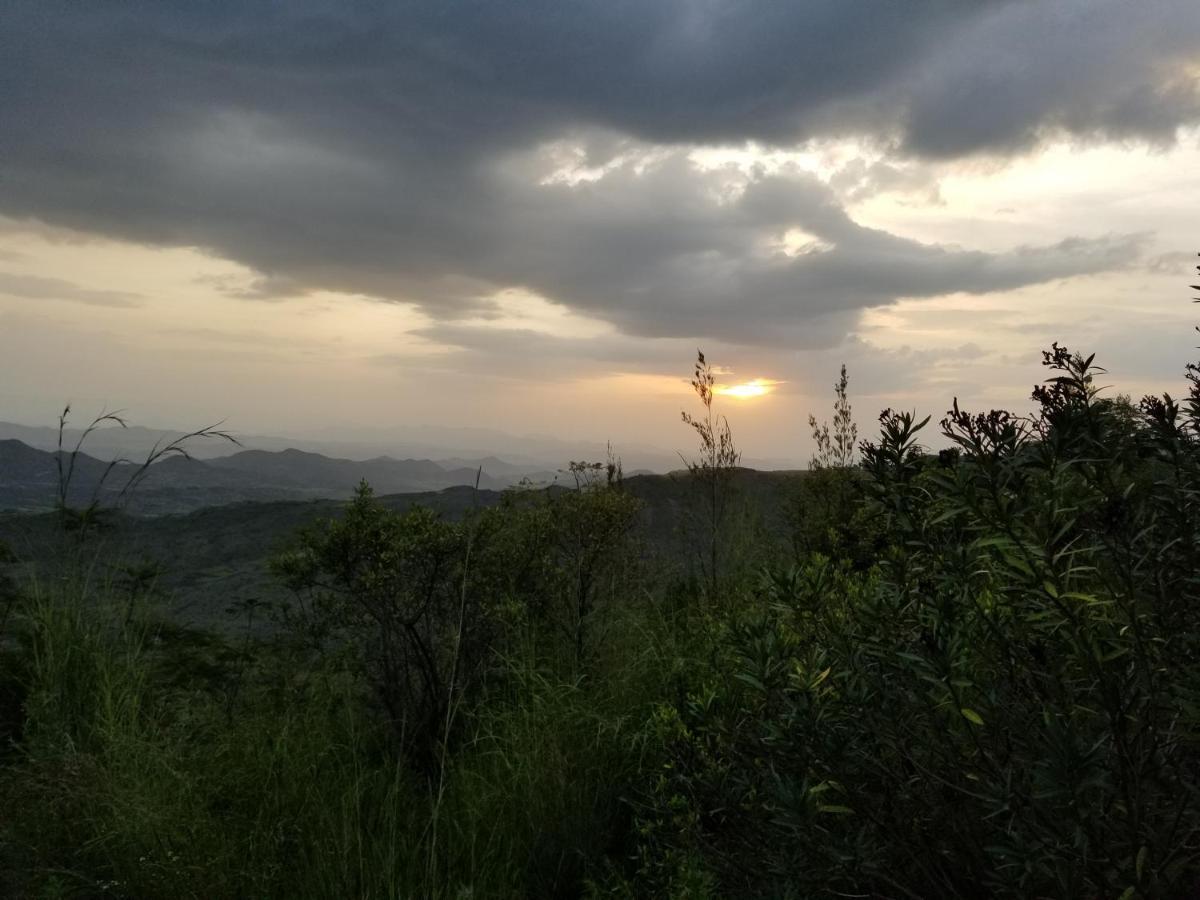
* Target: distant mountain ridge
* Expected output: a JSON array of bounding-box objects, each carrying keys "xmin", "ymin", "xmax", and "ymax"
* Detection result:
[
  {"xmin": 0, "ymin": 420, "xmax": 576, "ymax": 473},
  {"xmin": 206, "ymin": 447, "xmax": 506, "ymax": 493},
  {"xmin": 0, "ymin": 439, "xmax": 530, "ymax": 515},
  {"xmin": 0, "ymin": 419, "xmax": 801, "ymax": 474}
]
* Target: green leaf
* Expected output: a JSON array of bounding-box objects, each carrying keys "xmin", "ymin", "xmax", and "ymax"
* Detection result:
[
  {"xmin": 960, "ymin": 707, "xmax": 985, "ymax": 726},
  {"xmin": 734, "ymin": 672, "xmax": 766, "ymax": 692}
]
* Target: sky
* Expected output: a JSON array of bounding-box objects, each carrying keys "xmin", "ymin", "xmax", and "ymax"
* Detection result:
[{"xmin": 1, "ymin": 1, "xmax": 1199, "ymax": 466}]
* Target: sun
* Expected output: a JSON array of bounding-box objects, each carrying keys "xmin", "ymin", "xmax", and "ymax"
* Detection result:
[{"xmin": 715, "ymin": 378, "xmax": 781, "ymax": 398}]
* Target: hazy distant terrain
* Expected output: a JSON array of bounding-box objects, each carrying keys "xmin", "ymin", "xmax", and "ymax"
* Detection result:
[
  {"xmin": 0, "ymin": 420, "xmax": 796, "ymax": 476},
  {"xmin": 0, "ymin": 438, "xmax": 554, "ymax": 515}
]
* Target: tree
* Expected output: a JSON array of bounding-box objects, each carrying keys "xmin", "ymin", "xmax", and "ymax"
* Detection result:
[
  {"xmin": 553, "ymin": 468, "xmax": 639, "ymax": 664},
  {"xmin": 272, "ymin": 482, "xmax": 476, "ymax": 775},
  {"xmin": 646, "ymin": 338, "xmax": 1200, "ymax": 896}
]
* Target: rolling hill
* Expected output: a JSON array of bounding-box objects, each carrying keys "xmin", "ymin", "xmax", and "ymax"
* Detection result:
[{"xmin": 0, "ymin": 439, "xmax": 519, "ymax": 515}]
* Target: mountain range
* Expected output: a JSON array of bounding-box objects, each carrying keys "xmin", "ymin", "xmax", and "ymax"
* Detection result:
[
  {"xmin": 0, "ymin": 438, "xmax": 555, "ymax": 515},
  {"xmin": 0, "ymin": 419, "xmax": 799, "ymax": 474}
]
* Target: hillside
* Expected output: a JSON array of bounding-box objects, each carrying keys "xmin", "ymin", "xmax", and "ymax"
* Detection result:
[{"xmin": 0, "ymin": 469, "xmax": 799, "ymax": 632}]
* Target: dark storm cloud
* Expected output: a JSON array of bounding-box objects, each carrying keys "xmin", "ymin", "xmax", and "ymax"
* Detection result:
[
  {"xmin": 0, "ymin": 1, "xmax": 1195, "ymax": 344},
  {"xmin": 899, "ymin": 1, "xmax": 1200, "ymax": 157}
]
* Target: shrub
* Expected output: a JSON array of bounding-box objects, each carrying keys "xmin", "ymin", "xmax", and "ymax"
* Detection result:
[
  {"xmin": 271, "ymin": 481, "xmax": 481, "ymax": 774},
  {"xmin": 638, "ymin": 345, "xmax": 1200, "ymax": 898}
]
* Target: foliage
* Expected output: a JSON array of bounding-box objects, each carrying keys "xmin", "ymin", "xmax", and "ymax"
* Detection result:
[
  {"xmin": 680, "ymin": 350, "xmax": 741, "ymax": 599},
  {"xmin": 789, "ymin": 365, "xmax": 880, "ymax": 566},
  {"xmin": 0, "ymin": 538, "xmax": 16, "ymax": 638},
  {"xmin": 640, "ymin": 343, "xmax": 1200, "ymax": 898},
  {"xmin": 271, "ymin": 473, "xmax": 641, "ymax": 773},
  {"xmin": 563, "ymin": 442, "xmax": 625, "ymax": 490},
  {"xmin": 540, "ymin": 478, "xmax": 640, "ymax": 664},
  {"xmin": 808, "ymin": 362, "xmax": 858, "ymax": 469},
  {"xmin": 271, "ymin": 481, "xmax": 481, "ymax": 774},
  {"xmin": 785, "ymin": 466, "xmax": 882, "ymax": 568},
  {"xmin": 53, "ymin": 405, "xmax": 239, "ymax": 537},
  {"xmin": 0, "ymin": 570, "xmax": 666, "ymax": 898}
]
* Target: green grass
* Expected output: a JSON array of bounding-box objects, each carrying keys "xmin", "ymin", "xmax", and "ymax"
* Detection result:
[{"xmin": 0, "ymin": 575, "xmax": 679, "ymax": 899}]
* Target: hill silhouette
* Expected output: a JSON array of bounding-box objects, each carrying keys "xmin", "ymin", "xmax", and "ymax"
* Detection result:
[{"xmin": 0, "ymin": 439, "xmax": 524, "ymax": 514}]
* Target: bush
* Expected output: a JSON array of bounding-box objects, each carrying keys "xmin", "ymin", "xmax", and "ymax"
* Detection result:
[{"xmin": 637, "ymin": 345, "xmax": 1200, "ymax": 898}]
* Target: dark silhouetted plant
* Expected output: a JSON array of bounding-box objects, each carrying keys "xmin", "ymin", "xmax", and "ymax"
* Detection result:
[
  {"xmin": 553, "ymin": 465, "xmax": 640, "ymax": 664},
  {"xmin": 790, "ymin": 364, "xmax": 876, "ymax": 565},
  {"xmin": 53, "ymin": 405, "xmax": 239, "ymax": 536},
  {"xmin": 808, "ymin": 362, "xmax": 857, "ymax": 470},
  {"xmin": 681, "ymin": 350, "xmax": 740, "ymax": 598}
]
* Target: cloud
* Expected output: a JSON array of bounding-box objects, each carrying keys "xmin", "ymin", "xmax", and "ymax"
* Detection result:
[
  {"xmin": 828, "ymin": 158, "xmax": 944, "ymax": 205},
  {"xmin": 386, "ymin": 322, "xmax": 694, "ymax": 382},
  {"xmin": 160, "ymin": 326, "xmax": 289, "ymax": 346},
  {"xmin": 1147, "ymin": 250, "xmax": 1200, "ymax": 274},
  {"xmin": 0, "ymin": 271, "xmax": 141, "ymax": 307},
  {"xmin": 0, "ymin": 1, "xmax": 1193, "ymax": 345},
  {"xmin": 895, "ymin": 1, "xmax": 1200, "ymax": 158},
  {"xmin": 470, "ymin": 159, "xmax": 1146, "ymax": 345},
  {"xmin": 193, "ymin": 272, "xmax": 306, "ymax": 301}
]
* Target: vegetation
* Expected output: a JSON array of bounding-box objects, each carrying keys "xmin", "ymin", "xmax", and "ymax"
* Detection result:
[
  {"xmin": 3, "ymin": 275, "xmax": 1200, "ymax": 897},
  {"xmin": 681, "ymin": 350, "xmax": 742, "ymax": 599},
  {"xmin": 807, "ymin": 362, "xmax": 858, "ymax": 470},
  {"xmin": 52, "ymin": 405, "xmax": 239, "ymax": 535}
]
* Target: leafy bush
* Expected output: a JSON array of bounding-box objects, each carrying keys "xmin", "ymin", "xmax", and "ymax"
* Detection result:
[
  {"xmin": 638, "ymin": 345, "xmax": 1200, "ymax": 898},
  {"xmin": 272, "ymin": 482, "xmax": 480, "ymax": 774}
]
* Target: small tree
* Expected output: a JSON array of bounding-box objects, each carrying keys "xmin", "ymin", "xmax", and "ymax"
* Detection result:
[
  {"xmin": 808, "ymin": 363, "xmax": 857, "ymax": 470},
  {"xmin": 563, "ymin": 443, "xmax": 624, "ymax": 492},
  {"xmin": 554, "ymin": 470, "xmax": 639, "ymax": 664},
  {"xmin": 788, "ymin": 364, "xmax": 871, "ymax": 563},
  {"xmin": 681, "ymin": 350, "xmax": 740, "ymax": 598},
  {"xmin": 272, "ymin": 482, "xmax": 476, "ymax": 775}
]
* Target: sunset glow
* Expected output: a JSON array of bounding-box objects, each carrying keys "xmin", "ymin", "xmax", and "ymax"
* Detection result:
[{"xmin": 716, "ymin": 379, "xmax": 781, "ymax": 399}]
